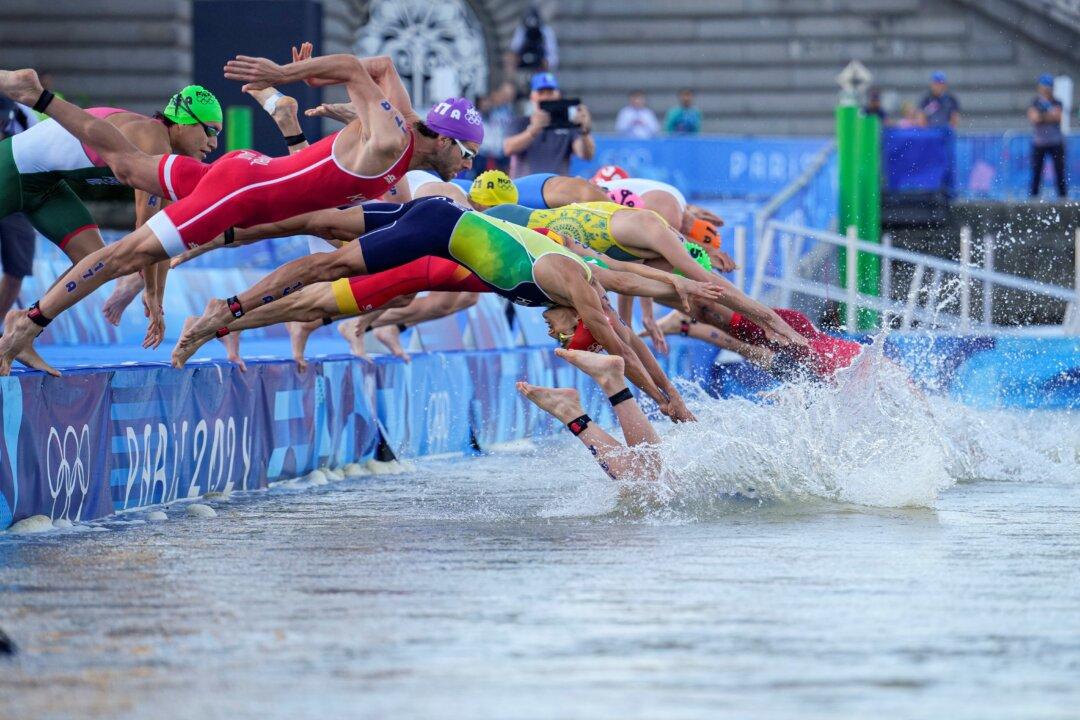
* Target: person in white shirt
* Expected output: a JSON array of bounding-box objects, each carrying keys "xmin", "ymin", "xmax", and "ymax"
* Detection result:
[{"xmin": 615, "ymin": 91, "xmax": 660, "ymax": 139}]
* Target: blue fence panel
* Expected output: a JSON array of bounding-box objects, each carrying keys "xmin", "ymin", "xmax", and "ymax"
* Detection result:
[{"xmin": 571, "ymin": 136, "xmax": 830, "ymax": 199}]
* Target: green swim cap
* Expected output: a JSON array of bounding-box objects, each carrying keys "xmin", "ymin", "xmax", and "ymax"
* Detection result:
[
  {"xmin": 673, "ymin": 241, "xmax": 712, "ymax": 277},
  {"xmin": 583, "ymin": 256, "xmax": 609, "ymax": 270},
  {"xmin": 163, "ymin": 85, "xmax": 223, "ymax": 125}
]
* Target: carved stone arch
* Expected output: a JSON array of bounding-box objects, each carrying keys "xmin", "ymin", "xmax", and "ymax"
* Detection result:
[{"xmin": 352, "ymin": 0, "xmax": 496, "ymax": 110}]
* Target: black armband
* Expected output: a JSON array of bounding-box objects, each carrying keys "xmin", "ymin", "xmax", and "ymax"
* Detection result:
[
  {"xmin": 321, "ymin": 316, "xmax": 334, "ymax": 326},
  {"xmin": 226, "ymin": 296, "xmax": 244, "ymax": 318},
  {"xmin": 32, "ymin": 89, "xmax": 55, "ymax": 114},
  {"xmin": 223, "ymin": 227, "xmax": 236, "ymax": 245},
  {"xmin": 396, "ymin": 323, "xmax": 408, "ymax": 332},
  {"xmin": 215, "ymin": 327, "xmax": 231, "ymax": 338},
  {"xmin": 567, "ymin": 414, "xmax": 591, "ymax": 436},
  {"xmin": 27, "ymin": 302, "xmax": 52, "ymax": 328},
  {"xmin": 284, "ymin": 132, "xmax": 307, "ymax": 147},
  {"xmin": 607, "ymin": 388, "xmax": 633, "ymax": 407}
]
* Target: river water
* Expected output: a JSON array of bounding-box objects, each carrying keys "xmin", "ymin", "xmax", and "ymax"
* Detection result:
[{"xmin": 1, "ymin": 350, "xmax": 1079, "ymax": 720}]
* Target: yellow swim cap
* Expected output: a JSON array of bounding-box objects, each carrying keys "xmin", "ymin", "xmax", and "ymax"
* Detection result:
[{"xmin": 469, "ymin": 170, "xmax": 518, "ymax": 207}]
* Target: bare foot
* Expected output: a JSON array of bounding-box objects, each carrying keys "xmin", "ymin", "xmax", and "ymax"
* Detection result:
[
  {"xmin": 101, "ymin": 273, "xmax": 145, "ymax": 326},
  {"xmin": 15, "ymin": 344, "xmax": 60, "ymax": 377},
  {"xmin": 172, "ymin": 301, "xmax": 228, "ymax": 368},
  {"xmin": 219, "ymin": 329, "xmax": 247, "ymax": 372},
  {"xmin": 336, "ymin": 318, "xmax": 368, "ymax": 359},
  {"xmin": 554, "ymin": 348, "xmax": 626, "ymax": 394},
  {"xmin": 287, "ymin": 320, "xmax": 321, "ymax": 373},
  {"xmin": 515, "ymin": 382, "xmax": 584, "ymax": 424},
  {"xmin": 0, "ymin": 312, "xmax": 43, "ymax": 376},
  {"xmin": 373, "ymin": 325, "xmax": 410, "ymax": 363},
  {"xmin": 0, "ymin": 69, "xmax": 43, "ymax": 106}
]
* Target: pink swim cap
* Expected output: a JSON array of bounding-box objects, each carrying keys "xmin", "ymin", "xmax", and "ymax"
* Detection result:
[{"xmin": 606, "ymin": 188, "xmax": 644, "ymax": 207}]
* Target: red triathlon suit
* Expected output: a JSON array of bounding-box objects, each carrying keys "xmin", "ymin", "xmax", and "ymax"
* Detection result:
[
  {"xmin": 330, "ymin": 257, "xmax": 489, "ymax": 315},
  {"xmin": 147, "ymin": 130, "xmax": 414, "ymax": 257},
  {"xmin": 727, "ymin": 308, "xmax": 863, "ymax": 378}
]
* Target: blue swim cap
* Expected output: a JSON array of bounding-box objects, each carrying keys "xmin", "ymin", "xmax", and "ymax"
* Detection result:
[{"xmin": 1038, "ymin": 73, "xmax": 1054, "ymax": 87}]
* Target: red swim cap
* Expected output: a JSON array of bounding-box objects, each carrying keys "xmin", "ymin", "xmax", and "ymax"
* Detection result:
[
  {"xmin": 564, "ymin": 319, "xmax": 604, "ymax": 352},
  {"xmin": 591, "ymin": 165, "xmax": 629, "ymax": 184}
]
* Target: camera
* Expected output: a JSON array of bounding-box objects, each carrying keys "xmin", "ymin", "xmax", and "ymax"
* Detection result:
[{"xmin": 539, "ymin": 98, "xmax": 581, "ymax": 130}]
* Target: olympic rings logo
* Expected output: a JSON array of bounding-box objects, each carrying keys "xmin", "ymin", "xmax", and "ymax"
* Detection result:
[{"xmin": 46, "ymin": 424, "xmax": 92, "ymax": 521}]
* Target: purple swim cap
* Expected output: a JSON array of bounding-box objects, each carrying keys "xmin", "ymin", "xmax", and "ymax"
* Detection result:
[{"xmin": 425, "ymin": 97, "xmax": 484, "ymax": 144}]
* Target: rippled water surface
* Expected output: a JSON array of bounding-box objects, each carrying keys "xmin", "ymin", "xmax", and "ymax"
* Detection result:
[{"xmin": 2, "ymin": 355, "xmax": 1079, "ymax": 720}]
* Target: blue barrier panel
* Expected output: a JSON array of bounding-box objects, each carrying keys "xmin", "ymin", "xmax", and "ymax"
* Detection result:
[
  {"xmin": 3, "ymin": 334, "xmax": 1079, "ymax": 529},
  {"xmin": 883, "ymin": 127, "xmax": 955, "ymax": 194},
  {"xmin": 571, "ymin": 135, "xmax": 829, "ymax": 199}
]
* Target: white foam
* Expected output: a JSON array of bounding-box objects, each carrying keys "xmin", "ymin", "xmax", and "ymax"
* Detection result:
[
  {"xmin": 305, "ymin": 469, "xmax": 329, "ymax": 486},
  {"xmin": 51, "ymin": 518, "xmax": 73, "ymax": 529},
  {"xmin": 342, "ymin": 463, "xmax": 369, "ymax": 478},
  {"xmin": 147, "ymin": 511, "xmax": 168, "ymax": 522},
  {"xmin": 8, "ymin": 515, "xmax": 54, "ymax": 534},
  {"xmin": 185, "ymin": 504, "xmax": 217, "ymax": 518}
]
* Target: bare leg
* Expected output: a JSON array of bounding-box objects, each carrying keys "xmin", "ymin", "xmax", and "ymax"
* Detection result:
[
  {"xmin": 0, "ymin": 275, "xmax": 21, "ymax": 319},
  {"xmin": 339, "ymin": 313, "xmax": 385, "ymax": 359},
  {"xmin": 0, "ymin": 226, "xmax": 165, "ymax": 374},
  {"xmin": 0, "ymin": 70, "xmax": 165, "ymax": 195},
  {"xmin": 219, "ymin": 330, "xmax": 247, "ymax": 372},
  {"xmin": 181, "ymin": 243, "xmax": 365, "ymax": 349},
  {"xmin": 373, "ymin": 325, "xmax": 410, "ymax": 362},
  {"xmin": 514, "ymin": 383, "xmax": 626, "ymax": 481},
  {"xmin": 286, "ymin": 321, "xmax": 322, "ymax": 372},
  {"xmin": 654, "ymin": 310, "xmax": 774, "ymax": 369},
  {"xmin": 173, "ymin": 281, "xmax": 341, "ymax": 368},
  {"xmin": 556, "ymin": 348, "xmax": 660, "ymax": 447}
]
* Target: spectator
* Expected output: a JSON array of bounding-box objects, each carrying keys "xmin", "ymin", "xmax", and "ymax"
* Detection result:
[
  {"xmin": 503, "ymin": 72, "xmax": 594, "ymax": 178},
  {"xmin": 507, "ymin": 6, "xmax": 558, "ymax": 74},
  {"xmin": 615, "ymin": 91, "xmax": 660, "ymax": 139},
  {"xmin": 664, "ymin": 88, "xmax": 702, "ymax": 135},
  {"xmin": 0, "ymin": 94, "xmax": 38, "ymax": 322},
  {"xmin": 473, "ymin": 81, "xmax": 517, "ymax": 176},
  {"xmin": 895, "ymin": 101, "xmax": 920, "ymax": 128},
  {"xmin": 1028, "ymin": 73, "xmax": 1067, "ymax": 198},
  {"xmin": 864, "ymin": 87, "xmax": 886, "ymax": 124},
  {"xmin": 919, "ymin": 71, "xmax": 960, "ymax": 128}
]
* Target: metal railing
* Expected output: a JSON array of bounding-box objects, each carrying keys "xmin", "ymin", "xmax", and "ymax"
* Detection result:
[{"xmin": 751, "ymin": 220, "xmax": 1080, "ymax": 334}]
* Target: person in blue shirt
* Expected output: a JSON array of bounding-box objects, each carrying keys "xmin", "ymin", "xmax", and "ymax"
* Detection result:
[
  {"xmin": 663, "ymin": 88, "xmax": 701, "ymax": 135},
  {"xmin": 1028, "ymin": 74, "xmax": 1067, "ymax": 198},
  {"xmin": 919, "ymin": 71, "xmax": 960, "ymax": 128}
]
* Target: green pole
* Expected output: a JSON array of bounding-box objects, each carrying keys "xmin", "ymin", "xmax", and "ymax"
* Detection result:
[
  {"xmin": 836, "ymin": 103, "xmax": 860, "ymax": 327},
  {"xmin": 855, "ymin": 112, "xmax": 881, "ymax": 329},
  {"xmin": 225, "ymin": 105, "xmax": 253, "ymax": 152}
]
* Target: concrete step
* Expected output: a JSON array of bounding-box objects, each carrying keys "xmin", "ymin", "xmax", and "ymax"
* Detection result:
[
  {"xmin": 0, "ymin": 19, "xmax": 189, "ymax": 47},
  {"xmin": 555, "ymin": 14, "xmax": 968, "ymax": 43},
  {"xmin": 1, "ymin": 47, "xmax": 192, "ymax": 76}
]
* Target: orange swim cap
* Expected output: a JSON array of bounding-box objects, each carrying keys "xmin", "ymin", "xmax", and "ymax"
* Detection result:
[{"xmin": 687, "ymin": 218, "xmax": 720, "ymax": 249}]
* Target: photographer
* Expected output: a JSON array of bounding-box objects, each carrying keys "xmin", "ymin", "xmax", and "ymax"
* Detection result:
[{"xmin": 503, "ymin": 72, "xmax": 594, "ymax": 178}]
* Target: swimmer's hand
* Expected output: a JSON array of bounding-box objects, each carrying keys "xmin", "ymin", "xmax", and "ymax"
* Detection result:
[
  {"xmin": 225, "ymin": 55, "xmax": 287, "ymax": 91},
  {"xmin": 710, "ymin": 250, "xmax": 737, "ymax": 273},
  {"xmin": 661, "ymin": 395, "xmax": 696, "ymax": 423},
  {"xmin": 670, "ymin": 275, "xmax": 723, "ymax": 312},
  {"xmin": 305, "ymin": 102, "xmax": 358, "ymax": 124},
  {"xmin": 642, "ymin": 317, "xmax": 668, "ymax": 355},
  {"xmin": 142, "ymin": 298, "xmax": 165, "ymax": 350},
  {"xmin": 688, "ymin": 205, "xmax": 724, "ymax": 227},
  {"xmin": 291, "ymin": 42, "xmax": 314, "ymax": 64}
]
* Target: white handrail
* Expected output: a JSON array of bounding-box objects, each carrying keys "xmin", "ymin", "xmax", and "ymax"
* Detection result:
[{"xmin": 769, "ymin": 221, "xmax": 1080, "ymax": 303}]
